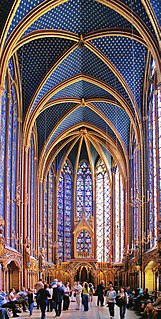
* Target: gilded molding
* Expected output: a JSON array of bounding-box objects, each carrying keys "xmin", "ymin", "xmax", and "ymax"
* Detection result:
[
  {"xmin": 96, "ymin": 0, "xmax": 161, "ymax": 74},
  {"xmin": 0, "ymin": 85, "xmax": 5, "ymax": 95},
  {"xmin": 24, "ymin": 43, "xmax": 78, "ymax": 128},
  {"xmin": 84, "ymin": 28, "xmax": 146, "ymax": 46},
  {"xmin": 14, "ymin": 30, "xmax": 79, "ymax": 54},
  {"xmin": 24, "ymin": 74, "xmax": 140, "ymax": 147},
  {"xmin": 0, "ymin": 0, "xmax": 68, "ymax": 83},
  {"xmin": 39, "ymin": 123, "xmax": 128, "ymax": 182}
]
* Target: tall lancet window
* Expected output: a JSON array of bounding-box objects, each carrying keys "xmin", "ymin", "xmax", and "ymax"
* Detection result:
[
  {"xmin": 148, "ymin": 60, "xmax": 157, "ymax": 247},
  {"xmin": 158, "ymin": 87, "xmax": 161, "ymax": 230},
  {"xmin": 0, "ymin": 79, "xmax": 8, "ymax": 221},
  {"xmin": 57, "ymin": 160, "xmax": 72, "ymax": 262},
  {"xmin": 114, "ymin": 166, "xmax": 124, "ymax": 262},
  {"xmin": 27, "ymin": 133, "xmax": 37, "ymax": 257},
  {"xmin": 76, "ymin": 161, "xmax": 92, "ymax": 220},
  {"xmin": 96, "ymin": 159, "xmax": 111, "ymax": 262},
  {"xmin": 132, "ymin": 138, "xmax": 139, "ymax": 244},
  {"xmin": 0, "ymin": 60, "xmax": 18, "ymax": 248},
  {"xmin": 44, "ymin": 164, "xmax": 54, "ymax": 262}
]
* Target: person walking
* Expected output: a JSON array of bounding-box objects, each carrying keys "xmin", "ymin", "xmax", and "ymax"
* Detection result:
[
  {"xmin": 106, "ymin": 284, "xmax": 116, "ymax": 319},
  {"xmin": 63, "ymin": 282, "xmax": 70, "ymax": 311},
  {"xmin": 52, "ymin": 282, "xmax": 64, "ymax": 317},
  {"xmin": 35, "ymin": 279, "xmax": 44, "ymax": 309},
  {"xmin": 47, "ymin": 284, "xmax": 53, "ymax": 312},
  {"xmin": 89, "ymin": 283, "xmax": 95, "ymax": 303},
  {"xmin": 82, "ymin": 282, "xmax": 90, "ymax": 311},
  {"xmin": 27, "ymin": 288, "xmax": 34, "ymax": 317},
  {"xmin": 37, "ymin": 284, "xmax": 50, "ymax": 319},
  {"xmin": 116, "ymin": 287, "xmax": 128, "ymax": 319},
  {"xmin": 73, "ymin": 281, "xmax": 82, "ymax": 310},
  {"xmin": 96, "ymin": 280, "xmax": 105, "ymax": 306}
]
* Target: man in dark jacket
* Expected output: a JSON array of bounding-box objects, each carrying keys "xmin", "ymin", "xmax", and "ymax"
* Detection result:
[
  {"xmin": 37, "ymin": 284, "xmax": 50, "ymax": 319},
  {"xmin": 96, "ymin": 280, "xmax": 105, "ymax": 307},
  {"xmin": 52, "ymin": 282, "xmax": 64, "ymax": 317}
]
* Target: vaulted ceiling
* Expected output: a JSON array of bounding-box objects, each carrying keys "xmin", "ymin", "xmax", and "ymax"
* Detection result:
[{"xmin": 1, "ymin": 0, "xmax": 160, "ymax": 175}]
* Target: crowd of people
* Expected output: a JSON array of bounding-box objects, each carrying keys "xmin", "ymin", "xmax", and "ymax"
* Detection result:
[{"xmin": 0, "ymin": 279, "xmax": 161, "ymax": 319}]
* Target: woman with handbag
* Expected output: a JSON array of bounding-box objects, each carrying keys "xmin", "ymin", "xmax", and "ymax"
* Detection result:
[
  {"xmin": 106, "ymin": 285, "xmax": 116, "ymax": 319},
  {"xmin": 116, "ymin": 287, "xmax": 128, "ymax": 319}
]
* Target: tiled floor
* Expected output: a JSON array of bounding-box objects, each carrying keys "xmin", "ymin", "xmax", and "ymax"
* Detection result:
[{"xmin": 19, "ymin": 297, "xmax": 139, "ymax": 319}]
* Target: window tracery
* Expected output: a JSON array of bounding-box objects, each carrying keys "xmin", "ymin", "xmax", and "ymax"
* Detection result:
[
  {"xmin": 0, "ymin": 62, "xmax": 18, "ymax": 249},
  {"xmin": 114, "ymin": 166, "xmax": 124, "ymax": 262},
  {"xmin": 44, "ymin": 165, "xmax": 54, "ymax": 262},
  {"xmin": 57, "ymin": 160, "xmax": 72, "ymax": 262},
  {"xmin": 76, "ymin": 161, "xmax": 92, "ymax": 221},
  {"xmin": 96, "ymin": 159, "xmax": 111, "ymax": 262},
  {"xmin": 148, "ymin": 60, "xmax": 157, "ymax": 247}
]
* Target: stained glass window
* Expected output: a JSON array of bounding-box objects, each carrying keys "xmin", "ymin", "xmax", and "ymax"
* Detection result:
[
  {"xmin": 0, "ymin": 79, "xmax": 7, "ymax": 220},
  {"xmin": 0, "ymin": 62, "xmax": 18, "ymax": 248},
  {"xmin": 76, "ymin": 161, "xmax": 92, "ymax": 220},
  {"xmin": 28, "ymin": 135, "xmax": 36, "ymax": 257},
  {"xmin": 44, "ymin": 165, "xmax": 54, "ymax": 262},
  {"xmin": 96, "ymin": 159, "xmax": 111, "ymax": 262},
  {"xmin": 114, "ymin": 166, "xmax": 124, "ymax": 262},
  {"xmin": 57, "ymin": 160, "xmax": 72, "ymax": 262},
  {"xmin": 158, "ymin": 87, "xmax": 161, "ymax": 231},
  {"xmin": 76, "ymin": 230, "xmax": 92, "ymax": 258},
  {"xmin": 148, "ymin": 60, "xmax": 157, "ymax": 247}
]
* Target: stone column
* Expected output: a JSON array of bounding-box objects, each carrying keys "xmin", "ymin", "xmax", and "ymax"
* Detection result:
[
  {"xmin": 0, "ymin": 86, "xmax": 5, "ymax": 137},
  {"xmin": 23, "ymin": 146, "xmax": 29, "ymax": 287}
]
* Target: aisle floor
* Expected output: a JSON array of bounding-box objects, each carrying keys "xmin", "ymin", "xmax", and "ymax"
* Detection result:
[{"xmin": 19, "ymin": 297, "xmax": 139, "ymax": 319}]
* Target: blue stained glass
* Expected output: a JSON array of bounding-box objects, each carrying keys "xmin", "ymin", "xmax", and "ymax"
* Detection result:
[
  {"xmin": 44, "ymin": 177, "xmax": 48, "ymax": 260},
  {"xmin": 48, "ymin": 168, "xmax": 54, "ymax": 261},
  {"xmin": 0, "ymin": 79, "xmax": 7, "ymax": 219},
  {"xmin": 147, "ymin": 61, "xmax": 157, "ymax": 247},
  {"xmin": 76, "ymin": 230, "xmax": 92, "ymax": 257},
  {"xmin": 96, "ymin": 159, "xmax": 111, "ymax": 262},
  {"xmin": 11, "ymin": 84, "xmax": 18, "ymax": 249},
  {"xmin": 76, "ymin": 161, "xmax": 92, "ymax": 220},
  {"xmin": 29, "ymin": 136, "xmax": 35, "ymax": 256},
  {"xmin": 57, "ymin": 160, "xmax": 73, "ymax": 262},
  {"xmin": 7, "ymin": 92, "xmax": 13, "ymax": 245}
]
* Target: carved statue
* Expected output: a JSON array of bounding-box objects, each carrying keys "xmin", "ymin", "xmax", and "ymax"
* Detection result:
[{"xmin": 0, "ymin": 217, "xmax": 5, "ymax": 258}]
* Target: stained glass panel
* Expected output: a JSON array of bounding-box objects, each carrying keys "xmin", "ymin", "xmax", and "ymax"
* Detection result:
[
  {"xmin": 96, "ymin": 159, "xmax": 111, "ymax": 262},
  {"xmin": 0, "ymin": 79, "xmax": 7, "ymax": 219},
  {"xmin": 76, "ymin": 161, "xmax": 92, "ymax": 220},
  {"xmin": 76, "ymin": 230, "xmax": 92, "ymax": 258},
  {"xmin": 158, "ymin": 88, "xmax": 161, "ymax": 230},
  {"xmin": 29, "ymin": 136, "xmax": 35, "ymax": 256},
  {"xmin": 57, "ymin": 160, "xmax": 72, "ymax": 262},
  {"xmin": 148, "ymin": 60, "xmax": 157, "ymax": 247},
  {"xmin": 114, "ymin": 166, "xmax": 124, "ymax": 262}
]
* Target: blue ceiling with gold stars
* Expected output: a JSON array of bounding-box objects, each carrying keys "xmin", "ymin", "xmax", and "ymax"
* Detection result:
[{"xmin": 1, "ymin": 0, "xmax": 160, "ymax": 164}]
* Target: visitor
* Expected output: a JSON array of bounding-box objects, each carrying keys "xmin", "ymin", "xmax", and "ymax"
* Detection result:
[
  {"xmin": 37, "ymin": 283, "xmax": 50, "ymax": 319},
  {"xmin": 89, "ymin": 283, "xmax": 95, "ymax": 303},
  {"xmin": 52, "ymin": 282, "xmax": 64, "ymax": 317},
  {"xmin": 106, "ymin": 284, "xmax": 116, "ymax": 319},
  {"xmin": 63, "ymin": 282, "xmax": 70, "ymax": 311},
  {"xmin": 73, "ymin": 281, "xmax": 82, "ymax": 310},
  {"xmin": 96, "ymin": 280, "xmax": 105, "ymax": 306},
  {"xmin": 116, "ymin": 287, "xmax": 128, "ymax": 319},
  {"xmin": 27, "ymin": 288, "xmax": 34, "ymax": 317},
  {"xmin": 9, "ymin": 288, "xmax": 28, "ymax": 312},
  {"xmin": 0, "ymin": 307, "xmax": 9, "ymax": 319},
  {"xmin": 34, "ymin": 279, "xmax": 44, "ymax": 310},
  {"xmin": 139, "ymin": 300, "xmax": 154, "ymax": 319},
  {"xmin": 82, "ymin": 282, "xmax": 90, "ymax": 311},
  {"xmin": 46, "ymin": 284, "xmax": 53, "ymax": 312},
  {"xmin": 0, "ymin": 290, "xmax": 19, "ymax": 317}
]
